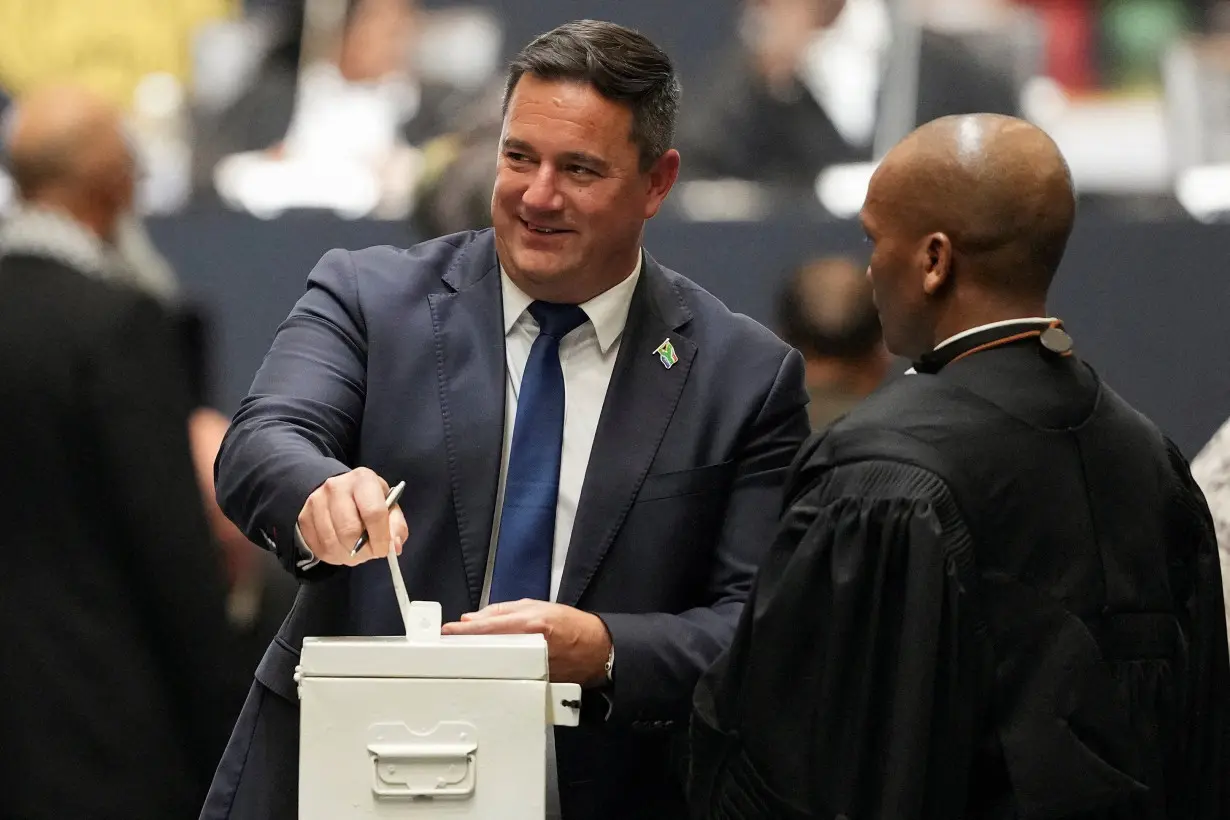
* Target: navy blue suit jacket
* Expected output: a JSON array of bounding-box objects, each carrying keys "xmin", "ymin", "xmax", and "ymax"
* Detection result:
[{"xmin": 203, "ymin": 229, "xmax": 809, "ymax": 819}]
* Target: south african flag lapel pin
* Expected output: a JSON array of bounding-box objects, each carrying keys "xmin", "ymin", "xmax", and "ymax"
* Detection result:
[{"xmin": 654, "ymin": 338, "xmax": 679, "ymax": 369}]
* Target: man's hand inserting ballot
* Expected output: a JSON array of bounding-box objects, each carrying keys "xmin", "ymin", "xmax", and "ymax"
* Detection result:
[
  {"xmin": 298, "ymin": 467, "xmax": 409, "ymax": 566},
  {"xmin": 443, "ymin": 600, "xmax": 613, "ymax": 687}
]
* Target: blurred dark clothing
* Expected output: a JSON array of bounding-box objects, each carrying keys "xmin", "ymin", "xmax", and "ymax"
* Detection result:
[
  {"xmin": 0, "ymin": 247, "xmax": 244, "ymax": 818},
  {"xmin": 230, "ymin": 552, "xmax": 300, "ymax": 677},
  {"xmin": 409, "ymin": 81, "xmax": 502, "ymax": 236},
  {"xmin": 680, "ymin": 30, "xmax": 1020, "ymax": 186},
  {"xmin": 170, "ymin": 305, "xmax": 299, "ymax": 680}
]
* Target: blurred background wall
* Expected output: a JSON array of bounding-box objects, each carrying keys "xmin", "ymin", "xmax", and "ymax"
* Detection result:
[{"xmin": 1, "ymin": 0, "xmax": 1227, "ymax": 455}]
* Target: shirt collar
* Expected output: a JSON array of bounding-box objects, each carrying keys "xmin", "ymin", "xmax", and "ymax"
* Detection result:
[
  {"xmin": 933, "ymin": 317, "xmax": 1057, "ymax": 352},
  {"xmin": 500, "ymin": 252, "xmax": 643, "ymax": 354},
  {"xmin": 905, "ymin": 317, "xmax": 1057, "ymax": 375}
]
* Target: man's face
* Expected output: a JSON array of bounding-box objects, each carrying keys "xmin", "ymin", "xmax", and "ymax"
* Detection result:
[
  {"xmin": 860, "ymin": 170, "xmax": 931, "ymax": 359},
  {"xmin": 491, "ymin": 74, "xmax": 678, "ymax": 304}
]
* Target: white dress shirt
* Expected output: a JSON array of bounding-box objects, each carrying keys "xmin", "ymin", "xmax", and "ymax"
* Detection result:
[
  {"xmin": 490, "ymin": 258, "xmax": 641, "ymax": 820},
  {"xmin": 797, "ymin": 0, "xmax": 892, "ymax": 147},
  {"xmin": 482, "ymin": 257, "xmax": 643, "ymax": 605}
]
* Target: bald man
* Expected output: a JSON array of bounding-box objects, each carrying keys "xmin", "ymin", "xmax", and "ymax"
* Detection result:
[
  {"xmin": 0, "ymin": 86, "xmax": 241, "ymax": 818},
  {"xmin": 688, "ymin": 114, "xmax": 1229, "ymax": 819}
]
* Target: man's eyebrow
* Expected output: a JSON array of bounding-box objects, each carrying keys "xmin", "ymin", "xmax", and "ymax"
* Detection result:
[
  {"xmin": 502, "ymin": 137, "xmax": 536, "ymax": 154},
  {"xmin": 502, "ymin": 138, "xmax": 610, "ymax": 173},
  {"xmin": 558, "ymin": 151, "xmax": 609, "ymax": 172}
]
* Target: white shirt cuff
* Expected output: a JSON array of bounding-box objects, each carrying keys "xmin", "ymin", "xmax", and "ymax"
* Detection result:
[{"xmin": 293, "ymin": 523, "xmax": 321, "ymax": 571}]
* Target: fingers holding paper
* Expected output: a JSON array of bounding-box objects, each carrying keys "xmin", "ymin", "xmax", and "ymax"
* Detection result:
[
  {"xmin": 298, "ymin": 467, "xmax": 409, "ymax": 566},
  {"xmin": 442, "ymin": 600, "xmax": 612, "ymax": 687}
]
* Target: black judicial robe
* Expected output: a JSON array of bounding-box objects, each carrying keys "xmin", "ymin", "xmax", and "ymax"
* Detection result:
[{"xmin": 688, "ymin": 326, "xmax": 1230, "ymax": 819}]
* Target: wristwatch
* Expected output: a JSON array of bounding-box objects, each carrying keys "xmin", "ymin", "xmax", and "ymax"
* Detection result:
[{"xmin": 604, "ymin": 644, "xmax": 615, "ymax": 683}]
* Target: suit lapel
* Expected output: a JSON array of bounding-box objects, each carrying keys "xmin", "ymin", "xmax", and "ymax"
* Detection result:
[
  {"xmin": 428, "ymin": 232, "xmax": 505, "ymax": 609},
  {"xmin": 557, "ymin": 254, "xmax": 694, "ymax": 606}
]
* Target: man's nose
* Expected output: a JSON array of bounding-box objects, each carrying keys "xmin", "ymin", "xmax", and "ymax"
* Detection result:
[{"xmin": 522, "ymin": 164, "xmax": 564, "ymax": 212}]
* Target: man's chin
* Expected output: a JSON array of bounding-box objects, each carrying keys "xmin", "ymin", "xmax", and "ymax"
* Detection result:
[
  {"xmin": 505, "ymin": 259, "xmax": 582, "ymax": 301},
  {"xmin": 510, "ymin": 247, "xmax": 572, "ymax": 277}
]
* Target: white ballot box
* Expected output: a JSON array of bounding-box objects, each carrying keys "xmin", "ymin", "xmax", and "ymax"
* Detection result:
[{"xmin": 295, "ymin": 600, "xmax": 582, "ymax": 819}]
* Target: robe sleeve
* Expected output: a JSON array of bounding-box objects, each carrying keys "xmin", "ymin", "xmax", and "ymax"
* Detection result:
[{"xmin": 690, "ymin": 458, "xmax": 987, "ymax": 820}]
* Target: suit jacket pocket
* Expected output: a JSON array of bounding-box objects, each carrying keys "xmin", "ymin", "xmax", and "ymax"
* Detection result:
[
  {"xmin": 255, "ymin": 637, "xmax": 301, "ymax": 703},
  {"xmin": 637, "ymin": 461, "xmax": 735, "ymax": 503}
]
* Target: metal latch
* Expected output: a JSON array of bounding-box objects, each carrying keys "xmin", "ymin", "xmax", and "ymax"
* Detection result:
[
  {"xmin": 366, "ymin": 721, "xmax": 478, "ymax": 799},
  {"xmin": 548, "ymin": 682, "xmax": 582, "ymax": 727}
]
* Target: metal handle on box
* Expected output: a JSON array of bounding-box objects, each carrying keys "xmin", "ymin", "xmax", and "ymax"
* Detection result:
[{"xmin": 366, "ymin": 721, "xmax": 478, "ymax": 800}]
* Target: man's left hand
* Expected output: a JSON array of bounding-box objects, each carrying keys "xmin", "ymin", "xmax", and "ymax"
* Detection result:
[{"xmin": 442, "ymin": 600, "xmax": 611, "ymax": 687}]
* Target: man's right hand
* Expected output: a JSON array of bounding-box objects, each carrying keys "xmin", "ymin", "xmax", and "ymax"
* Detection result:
[{"xmin": 298, "ymin": 467, "xmax": 409, "ymax": 566}]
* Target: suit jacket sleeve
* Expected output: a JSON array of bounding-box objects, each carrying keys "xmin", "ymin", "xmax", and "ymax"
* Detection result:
[
  {"xmin": 88, "ymin": 292, "xmax": 243, "ymax": 787},
  {"xmin": 596, "ymin": 347, "xmax": 810, "ymax": 725},
  {"xmin": 214, "ymin": 249, "xmax": 364, "ymax": 575}
]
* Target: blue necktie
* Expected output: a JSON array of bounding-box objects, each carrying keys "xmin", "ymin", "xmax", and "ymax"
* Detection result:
[{"xmin": 489, "ymin": 301, "xmax": 589, "ymax": 603}]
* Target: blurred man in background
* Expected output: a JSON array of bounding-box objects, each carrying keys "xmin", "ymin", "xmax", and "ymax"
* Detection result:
[
  {"xmin": 679, "ymin": 0, "xmax": 1021, "ymax": 187},
  {"xmin": 0, "ymin": 85, "xmax": 243, "ymax": 819},
  {"xmin": 198, "ymin": 0, "xmax": 502, "ymax": 218},
  {"xmin": 776, "ymin": 254, "xmax": 895, "ymax": 428}
]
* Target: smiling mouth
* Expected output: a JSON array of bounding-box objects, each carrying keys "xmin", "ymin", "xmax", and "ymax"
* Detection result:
[{"xmin": 520, "ymin": 218, "xmax": 571, "ymax": 235}]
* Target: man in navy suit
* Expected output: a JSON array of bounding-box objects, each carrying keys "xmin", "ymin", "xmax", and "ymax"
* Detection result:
[{"xmin": 203, "ymin": 19, "xmax": 809, "ymax": 820}]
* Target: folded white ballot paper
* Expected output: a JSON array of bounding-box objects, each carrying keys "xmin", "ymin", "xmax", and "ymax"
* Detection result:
[
  {"xmin": 296, "ymin": 522, "xmax": 581, "ymax": 818},
  {"xmin": 385, "ymin": 545, "xmax": 417, "ymax": 638}
]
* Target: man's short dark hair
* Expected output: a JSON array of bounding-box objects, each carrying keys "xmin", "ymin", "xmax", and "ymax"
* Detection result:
[
  {"xmin": 777, "ymin": 256, "xmax": 884, "ymax": 359},
  {"xmin": 503, "ymin": 20, "xmax": 680, "ymax": 171}
]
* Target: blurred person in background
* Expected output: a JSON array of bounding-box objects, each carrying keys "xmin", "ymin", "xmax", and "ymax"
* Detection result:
[
  {"xmin": 776, "ymin": 255, "xmax": 896, "ymax": 429},
  {"xmin": 0, "ymin": 70, "xmax": 296, "ymax": 668},
  {"xmin": 0, "ymin": 85, "xmax": 243, "ymax": 818},
  {"xmin": 198, "ymin": 0, "xmax": 501, "ymax": 218},
  {"xmin": 0, "ymin": 0, "xmax": 230, "ymax": 215},
  {"xmin": 1191, "ymin": 415, "xmax": 1230, "ymax": 651},
  {"xmin": 409, "ymin": 81, "xmax": 504, "ymax": 236},
  {"xmin": 679, "ymin": 0, "xmax": 1021, "ymax": 188}
]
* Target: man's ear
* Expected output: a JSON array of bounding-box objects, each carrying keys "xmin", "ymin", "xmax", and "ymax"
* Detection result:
[
  {"xmin": 643, "ymin": 149, "xmax": 680, "ymax": 220},
  {"xmin": 922, "ymin": 232, "xmax": 952, "ymax": 296}
]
